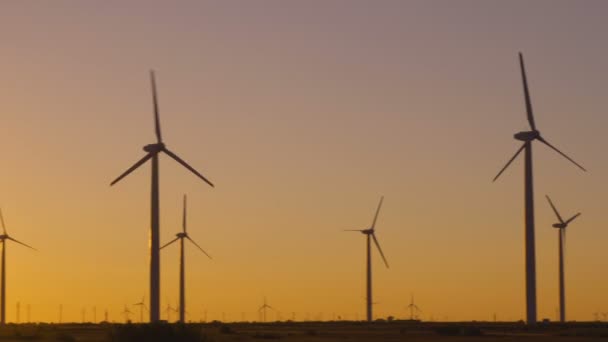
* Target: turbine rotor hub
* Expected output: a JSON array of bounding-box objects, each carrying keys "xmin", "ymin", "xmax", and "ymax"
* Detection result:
[
  {"xmin": 143, "ymin": 143, "xmax": 165, "ymax": 153},
  {"xmin": 514, "ymin": 130, "xmax": 540, "ymax": 141}
]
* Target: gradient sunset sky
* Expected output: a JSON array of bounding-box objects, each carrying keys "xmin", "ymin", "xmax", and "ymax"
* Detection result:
[{"xmin": 1, "ymin": 1, "xmax": 607, "ymax": 323}]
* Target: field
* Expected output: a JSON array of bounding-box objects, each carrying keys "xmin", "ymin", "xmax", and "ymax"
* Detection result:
[{"xmin": 1, "ymin": 321, "xmax": 607, "ymax": 341}]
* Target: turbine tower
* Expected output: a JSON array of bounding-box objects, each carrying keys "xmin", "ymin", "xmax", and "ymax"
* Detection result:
[
  {"xmin": 492, "ymin": 53, "xmax": 585, "ymax": 324},
  {"xmin": 345, "ymin": 196, "xmax": 389, "ymax": 322},
  {"xmin": 160, "ymin": 195, "xmax": 212, "ymax": 323},
  {"xmin": 0, "ymin": 209, "xmax": 36, "ymax": 325},
  {"xmin": 110, "ymin": 71, "xmax": 214, "ymax": 322},
  {"xmin": 546, "ymin": 195, "xmax": 581, "ymax": 323}
]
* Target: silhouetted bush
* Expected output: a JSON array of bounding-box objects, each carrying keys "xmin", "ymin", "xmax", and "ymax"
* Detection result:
[
  {"xmin": 109, "ymin": 323, "xmax": 203, "ymax": 342},
  {"xmin": 219, "ymin": 325, "xmax": 234, "ymax": 334}
]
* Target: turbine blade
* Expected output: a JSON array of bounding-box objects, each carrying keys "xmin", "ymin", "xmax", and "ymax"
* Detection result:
[
  {"xmin": 519, "ymin": 52, "xmax": 536, "ymax": 131},
  {"xmin": 565, "ymin": 212, "xmax": 581, "ymax": 225},
  {"xmin": 110, "ymin": 153, "xmax": 154, "ymax": 186},
  {"xmin": 371, "ymin": 196, "xmax": 384, "ymax": 230},
  {"xmin": 493, "ymin": 143, "xmax": 526, "ymax": 182},
  {"xmin": 545, "ymin": 195, "xmax": 564, "ymax": 223},
  {"xmin": 162, "ymin": 148, "xmax": 215, "ymax": 187},
  {"xmin": 371, "ymin": 234, "xmax": 389, "ymax": 268},
  {"xmin": 182, "ymin": 194, "xmax": 187, "ymax": 233},
  {"xmin": 160, "ymin": 237, "xmax": 180, "ymax": 250},
  {"xmin": 150, "ymin": 70, "xmax": 162, "ymax": 143},
  {"xmin": 343, "ymin": 229, "xmax": 365, "ymax": 232},
  {"xmin": 7, "ymin": 237, "xmax": 36, "ymax": 251},
  {"xmin": 186, "ymin": 236, "xmax": 212, "ymax": 259},
  {"xmin": 537, "ymin": 136, "xmax": 586, "ymax": 172},
  {"xmin": 0, "ymin": 208, "xmax": 6, "ymax": 235}
]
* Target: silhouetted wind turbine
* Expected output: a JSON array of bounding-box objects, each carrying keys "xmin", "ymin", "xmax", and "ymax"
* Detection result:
[
  {"xmin": 133, "ymin": 296, "xmax": 148, "ymax": 323},
  {"xmin": 258, "ymin": 297, "xmax": 274, "ymax": 322},
  {"xmin": 546, "ymin": 195, "xmax": 581, "ymax": 323},
  {"xmin": 407, "ymin": 294, "xmax": 421, "ymax": 320},
  {"xmin": 161, "ymin": 195, "xmax": 211, "ymax": 323},
  {"xmin": 344, "ymin": 196, "xmax": 389, "ymax": 322},
  {"xmin": 121, "ymin": 306, "xmax": 133, "ymax": 323},
  {"xmin": 164, "ymin": 303, "xmax": 177, "ymax": 322},
  {"xmin": 0, "ymin": 209, "xmax": 36, "ymax": 325},
  {"xmin": 493, "ymin": 53, "xmax": 585, "ymax": 324},
  {"xmin": 110, "ymin": 71, "xmax": 214, "ymax": 322}
]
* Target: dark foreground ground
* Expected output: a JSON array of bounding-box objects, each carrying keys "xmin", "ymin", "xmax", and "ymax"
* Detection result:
[{"xmin": 1, "ymin": 321, "xmax": 607, "ymax": 341}]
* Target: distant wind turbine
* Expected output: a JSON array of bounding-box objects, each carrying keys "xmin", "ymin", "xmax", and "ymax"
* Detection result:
[
  {"xmin": 344, "ymin": 196, "xmax": 389, "ymax": 322},
  {"xmin": 546, "ymin": 195, "xmax": 581, "ymax": 323},
  {"xmin": 407, "ymin": 294, "xmax": 421, "ymax": 320},
  {"xmin": 110, "ymin": 71, "xmax": 214, "ymax": 322},
  {"xmin": 121, "ymin": 306, "xmax": 133, "ymax": 323},
  {"xmin": 493, "ymin": 53, "xmax": 585, "ymax": 324},
  {"xmin": 164, "ymin": 303, "xmax": 177, "ymax": 322},
  {"xmin": 258, "ymin": 297, "xmax": 274, "ymax": 322},
  {"xmin": 0, "ymin": 209, "xmax": 36, "ymax": 325},
  {"xmin": 161, "ymin": 195, "xmax": 212, "ymax": 323},
  {"xmin": 133, "ymin": 296, "xmax": 148, "ymax": 323}
]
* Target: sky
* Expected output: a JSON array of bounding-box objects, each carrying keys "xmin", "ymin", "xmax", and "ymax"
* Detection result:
[{"xmin": 1, "ymin": 0, "xmax": 607, "ymax": 323}]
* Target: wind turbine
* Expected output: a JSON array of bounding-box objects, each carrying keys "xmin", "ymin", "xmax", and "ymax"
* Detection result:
[
  {"xmin": 133, "ymin": 296, "xmax": 148, "ymax": 323},
  {"xmin": 258, "ymin": 297, "xmax": 274, "ymax": 322},
  {"xmin": 121, "ymin": 306, "xmax": 133, "ymax": 323},
  {"xmin": 492, "ymin": 53, "xmax": 585, "ymax": 324},
  {"xmin": 164, "ymin": 303, "xmax": 177, "ymax": 322},
  {"xmin": 0, "ymin": 209, "xmax": 36, "ymax": 325},
  {"xmin": 546, "ymin": 195, "xmax": 580, "ymax": 323},
  {"xmin": 407, "ymin": 295, "xmax": 421, "ymax": 320},
  {"xmin": 161, "ymin": 194, "xmax": 212, "ymax": 323},
  {"xmin": 110, "ymin": 71, "xmax": 214, "ymax": 322},
  {"xmin": 344, "ymin": 196, "xmax": 389, "ymax": 322}
]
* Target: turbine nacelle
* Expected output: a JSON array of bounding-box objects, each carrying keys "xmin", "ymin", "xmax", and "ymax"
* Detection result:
[
  {"xmin": 0, "ymin": 235, "xmax": 7, "ymax": 240},
  {"xmin": 176, "ymin": 232, "xmax": 187, "ymax": 238},
  {"xmin": 361, "ymin": 229, "xmax": 374, "ymax": 235},
  {"xmin": 514, "ymin": 130, "xmax": 540, "ymax": 141},
  {"xmin": 552, "ymin": 223, "xmax": 567, "ymax": 229},
  {"xmin": 143, "ymin": 143, "xmax": 165, "ymax": 153}
]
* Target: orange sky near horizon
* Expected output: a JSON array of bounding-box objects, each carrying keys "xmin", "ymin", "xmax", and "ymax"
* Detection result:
[{"xmin": 1, "ymin": 1, "xmax": 607, "ymax": 323}]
